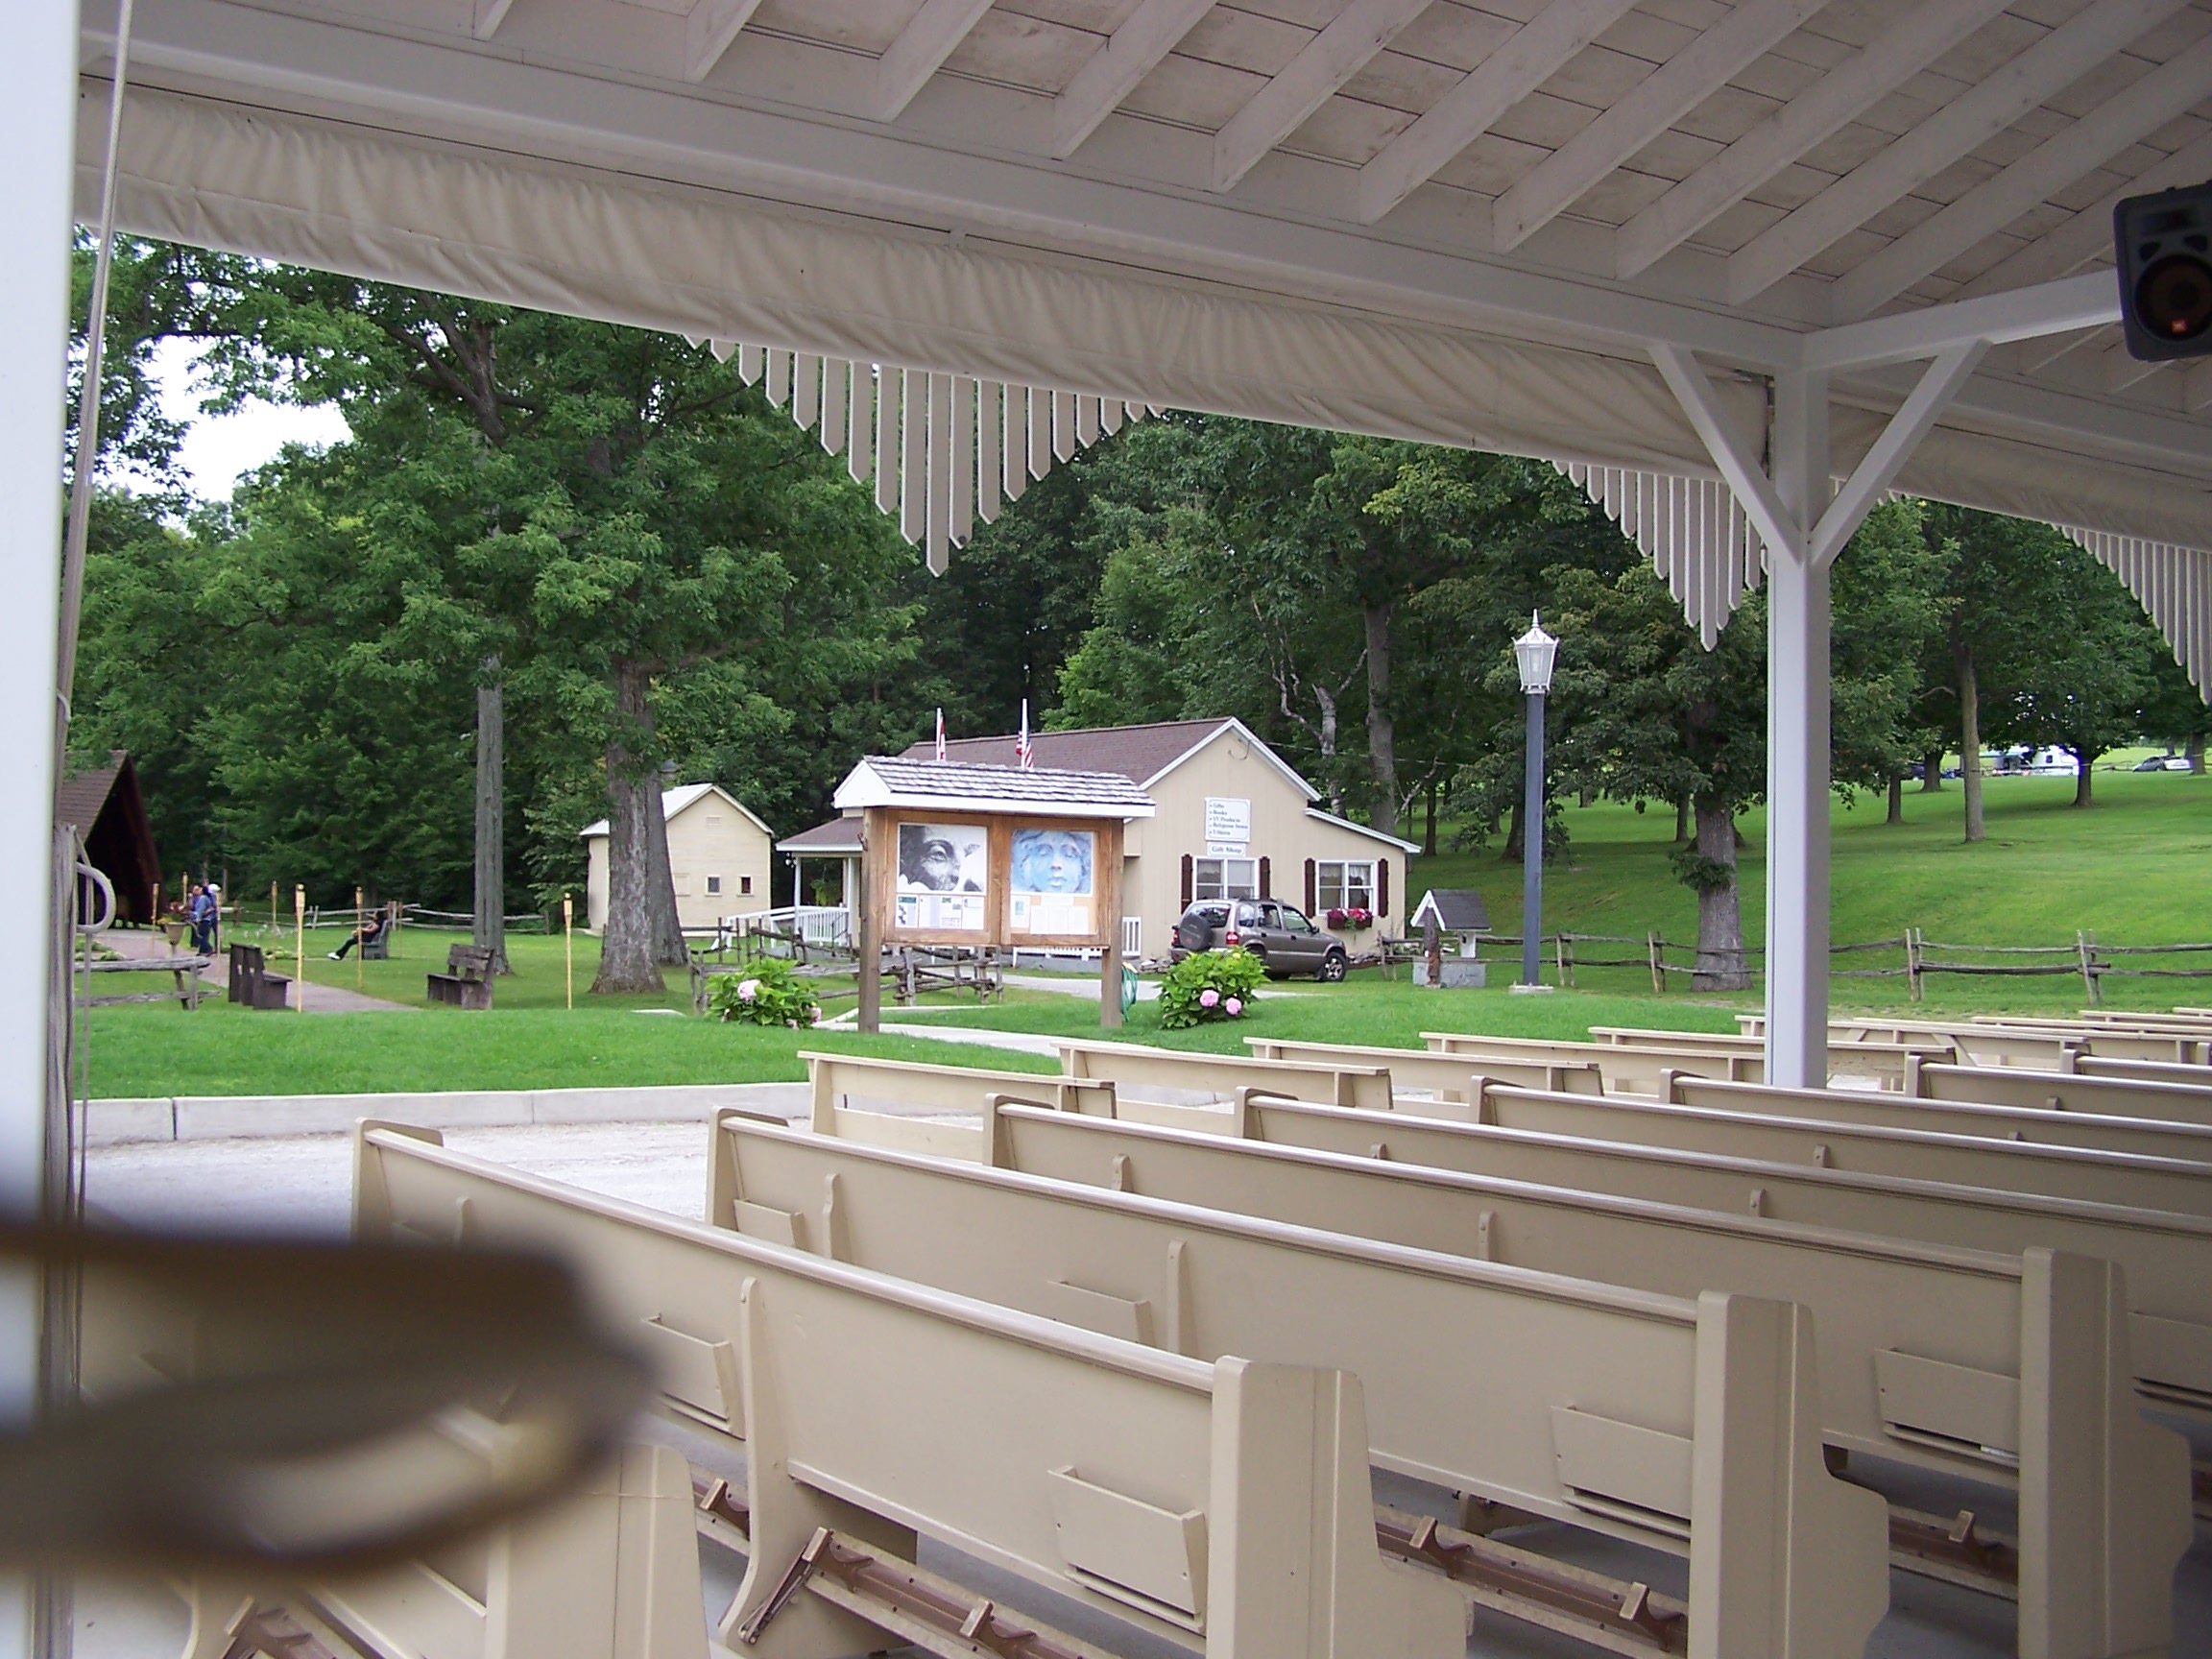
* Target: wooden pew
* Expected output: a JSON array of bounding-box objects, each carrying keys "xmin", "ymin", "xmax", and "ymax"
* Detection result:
[
  {"xmin": 353, "ymin": 1123, "xmax": 1465, "ymax": 1659},
  {"xmin": 1246, "ymin": 1036, "xmax": 1605, "ymax": 1099},
  {"xmin": 981, "ymin": 1106, "xmax": 2194, "ymax": 1659},
  {"xmin": 719, "ymin": 1110, "xmax": 2169, "ymax": 1659},
  {"xmin": 1583, "ymin": 1026, "xmax": 1938, "ymax": 1089},
  {"xmin": 1440, "ymin": 1084, "xmax": 2212, "ymax": 1216},
  {"xmin": 1421, "ymin": 1030, "xmax": 1758, "ymax": 1093},
  {"xmin": 952, "ymin": 1094, "xmax": 2212, "ymax": 1436},
  {"xmin": 1745, "ymin": 1013, "xmax": 2208, "ymax": 1069},
  {"xmin": 1665, "ymin": 1072, "xmax": 2212, "ymax": 1166},
  {"xmin": 2077, "ymin": 1054, "xmax": 2212, "ymax": 1088},
  {"xmin": 716, "ymin": 1110, "xmax": 1893, "ymax": 1659},
  {"xmin": 804, "ymin": 1050, "xmax": 1113, "ymax": 1159},
  {"xmin": 1912, "ymin": 1061, "xmax": 2212, "ymax": 1127},
  {"xmin": 1971, "ymin": 1018, "xmax": 2211, "ymax": 1065},
  {"xmin": 169, "ymin": 1444, "xmax": 709, "ymax": 1659},
  {"xmin": 1058, "ymin": 1039, "xmax": 1393, "ymax": 1111}
]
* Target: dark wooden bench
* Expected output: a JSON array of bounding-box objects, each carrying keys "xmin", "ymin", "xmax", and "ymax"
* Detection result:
[
  {"xmin": 227, "ymin": 943, "xmax": 292, "ymax": 1010},
  {"xmin": 428, "ymin": 943, "xmax": 496, "ymax": 1009}
]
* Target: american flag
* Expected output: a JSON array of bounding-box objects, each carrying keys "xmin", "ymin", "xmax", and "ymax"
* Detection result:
[
  {"xmin": 934, "ymin": 707, "xmax": 947, "ymax": 761},
  {"xmin": 1016, "ymin": 700, "xmax": 1034, "ymax": 770}
]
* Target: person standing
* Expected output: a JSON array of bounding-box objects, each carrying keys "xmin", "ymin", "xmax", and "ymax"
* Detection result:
[
  {"xmin": 204, "ymin": 879, "xmax": 222, "ymax": 953},
  {"xmin": 186, "ymin": 883, "xmax": 213, "ymax": 954}
]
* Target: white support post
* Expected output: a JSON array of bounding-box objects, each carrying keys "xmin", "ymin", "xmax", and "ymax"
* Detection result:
[
  {"xmin": 1, "ymin": 10, "xmax": 75, "ymax": 1659},
  {"xmin": 1765, "ymin": 370, "xmax": 1831, "ymax": 1093}
]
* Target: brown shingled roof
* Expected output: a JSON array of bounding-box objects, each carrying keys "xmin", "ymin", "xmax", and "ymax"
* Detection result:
[{"xmin": 901, "ymin": 718, "xmax": 1312, "ymax": 796}]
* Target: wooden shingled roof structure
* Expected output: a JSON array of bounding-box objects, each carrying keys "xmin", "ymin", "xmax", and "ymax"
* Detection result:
[{"xmin": 57, "ymin": 751, "xmax": 161, "ymax": 926}]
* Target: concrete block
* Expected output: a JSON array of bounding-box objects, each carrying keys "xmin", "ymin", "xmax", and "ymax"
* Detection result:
[
  {"xmin": 84, "ymin": 1098, "xmax": 175, "ymax": 1146},
  {"xmin": 528, "ymin": 1082, "xmax": 809, "ymax": 1124},
  {"xmin": 1413, "ymin": 960, "xmax": 1486, "ymax": 989},
  {"xmin": 175, "ymin": 1091, "xmax": 531, "ymax": 1140}
]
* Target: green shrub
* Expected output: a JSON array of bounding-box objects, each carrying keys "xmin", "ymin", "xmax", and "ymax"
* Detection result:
[
  {"xmin": 708, "ymin": 957, "xmax": 820, "ymax": 1027},
  {"xmin": 1159, "ymin": 948, "xmax": 1265, "ymax": 1029}
]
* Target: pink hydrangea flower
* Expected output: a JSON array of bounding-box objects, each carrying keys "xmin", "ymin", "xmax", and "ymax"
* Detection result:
[
  {"xmin": 1199, "ymin": 988, "xmax": 1220, "ymax": 1008},
  {"xmin": 737, "ymin": 978, "xmax": 760, "ymax": 1000},
  {"xmin": 1225, "ymin": 997, "xmax": 1243, "ymax": 1016}
]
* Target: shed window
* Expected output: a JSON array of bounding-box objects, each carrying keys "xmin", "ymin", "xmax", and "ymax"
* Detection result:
[
  {"xmin": 1192, "ymin": 857, "xmax": 1259, "ymax": 902},
  {"xmin": 705, "ymin": 875, "xmax": 722, "ymax": 896},
  {"xmin": 1316, "ymin": 860, "xmax": 1376, "ymax": 913},
  {"xmin": 739, "ymin": 876, "xmax": 754, "ymax": 896}
]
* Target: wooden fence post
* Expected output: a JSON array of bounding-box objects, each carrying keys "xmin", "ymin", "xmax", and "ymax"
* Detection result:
[
  {"xmin": 1906, "ymin": 927, "xmax": 1923, "ymax": 1002},
  {"xmin": 2078, "ymin": 930, "xmax": 2102, "ymax": 1005},
  {"xmin": 294, "ymin": 884, "xmax": 306, "ymax": 1013},
  {"xmin": 354, "ymin": 884, "xmax": 364, "ymax": 991},
  {"xmin": 1555, "ymin": 934, "xmax": 1571, "ymax": 988},
  {"xmin": 563, "ymin": 894, "xmax": 574, "ymax": 1010},
  {"xmin": 1647, "ymin": 929, "xmax": 1665, "ymax": 994}
]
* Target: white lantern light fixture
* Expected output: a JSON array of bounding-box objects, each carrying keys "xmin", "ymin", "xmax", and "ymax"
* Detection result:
[{"xmin": 1514, "ymin": 613, "xmax": 1558, "ymax": 695}]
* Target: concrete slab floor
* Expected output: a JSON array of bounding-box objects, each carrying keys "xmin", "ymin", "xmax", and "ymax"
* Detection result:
[{"xmin": 79, "ymin": 1124, "xmax": 2212, "ymax": 1658}]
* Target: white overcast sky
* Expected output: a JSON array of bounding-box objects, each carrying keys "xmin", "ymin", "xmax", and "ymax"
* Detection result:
[{"xmin": 139, "ymin": 335, "xmax": 351, "ymax": 499}]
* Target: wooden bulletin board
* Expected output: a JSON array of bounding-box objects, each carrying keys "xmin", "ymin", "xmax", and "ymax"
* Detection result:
[{"xmin": 863, "ymin": 808, "xmax": 1125, "ymax": 950}]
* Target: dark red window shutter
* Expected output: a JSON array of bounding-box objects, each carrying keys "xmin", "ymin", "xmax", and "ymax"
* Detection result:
[
  {"xmin": 1304, "ymin": 858, "xmax": 1317, "ymax": 915},
  {"xmin": 1258, "ymin": 856, "xmax": 1272, "ymax": 899},
  {"xmin": 1378, "ymin": 858, "xmax": 1390, "ymax": 918},
  {"xmin": 1180, "ymin": 854, "xmax": 1193, "ymax": 907}
]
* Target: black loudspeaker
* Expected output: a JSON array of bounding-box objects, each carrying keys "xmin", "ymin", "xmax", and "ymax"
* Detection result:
[{"xmin": 2114, "ymin": 180, "xmax": 2212, "ymax": 362}]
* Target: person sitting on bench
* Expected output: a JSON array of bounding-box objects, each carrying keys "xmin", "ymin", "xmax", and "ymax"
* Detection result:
[{"xmin": 329, "ymin": 911, "xmax": 389, "ymax": 960}]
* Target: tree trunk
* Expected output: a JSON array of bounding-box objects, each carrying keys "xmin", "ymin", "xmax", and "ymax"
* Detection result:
[
  {"xmin": 1953, "ymin": 634, "xmax": 1984, "ymax": 843},
  {"xmin": 1886, "ymin": 772, "xmax": 1904, "ymax": 826},
  {"xmin": 2071, "ymin": 748, "xmax": 2095, "ymax": 807},
  {"xmin": 1363, "ymin": 603, "xmax": 1400, "ymax": 839},
  {"xmin": 472, "ymin": 663, "xmax": 511, "ymax": 974},
  {"xmin": 1503, "ymin": 795, "xmax": 1525, "ymax": 864},
  {"xmin": 1691, "ymin": 795, "xmax": 1750, "ymax": 991},
  {"xmin": 1919, "ymin": 750, "xmax": 1942, "ymax": 792},
  {"xmin": 2188, "ymin": 733, "xmax": 2205, "ymax": 775},
  {"xmin": 644, "ymin": 765, "xmax": 688, "ymax": 965},
  {"xmin": 1673, "ymin": 794, "xmax": 1690, "ymax": 843},
  {"xmin": 590, "ymin": 660, "xmax": 682, "ymax": 994},
  {"xmin": 1423, "ymin": 780, "xmax": 1438, "ymax": 857}
]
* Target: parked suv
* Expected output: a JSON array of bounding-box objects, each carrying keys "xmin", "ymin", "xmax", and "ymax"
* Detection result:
[{"xmin": 1171, "ymin": 899, "xmax": 1349, "ymax": 981}]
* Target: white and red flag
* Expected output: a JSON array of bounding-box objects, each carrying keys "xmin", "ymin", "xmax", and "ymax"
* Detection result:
[
  {"xmin": 1016, "ymin": 700, "xmax": 1034, "ymax": 769},
  {"xmin": 934, "ymin": 707, "xmax": 947, "ymax": 761}
]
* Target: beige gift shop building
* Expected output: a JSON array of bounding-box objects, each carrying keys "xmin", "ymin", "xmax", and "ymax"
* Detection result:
[
  {"xmin": 787, "ymin": 718, "xmax": 1415, "ymax": 966},
  {"xmin": 582, "ymin": 782, "xmax": 776, "ymax": 933}
]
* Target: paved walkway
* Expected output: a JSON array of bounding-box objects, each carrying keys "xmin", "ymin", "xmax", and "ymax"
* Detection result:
[{"xmin": 100, "ymin": 926, "xmax": 415, "ymax": 1013}]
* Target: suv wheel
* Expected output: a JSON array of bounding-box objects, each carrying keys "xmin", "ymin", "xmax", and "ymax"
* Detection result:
[{"xmin": 1316, "ymin": 950, "xmax": 1348, "ymax": 983}]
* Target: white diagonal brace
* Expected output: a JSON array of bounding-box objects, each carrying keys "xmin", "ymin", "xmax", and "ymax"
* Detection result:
[
  {"xmin": 2184, "ymin": 360, "xmax": 2212, "ymax": 414},
  {"xmin": 1830, "ymin": 28, "xmax": 2212, "ymax": 322},
  {"xmin": 1799, "ymin": 270, "xmax": 2118, "ymax": 373},
  {"xmin": 1954, "ymin": 130, "xmax": 2212, "ymax": 301},
  {"xmin": 1724, "ymin": 0, "xmax": 2192, "ymax": 305},
  {"xmin": 2021, "ymin": 323, "xmax": 2114, "ymax": 376},
  {"xmin": 877, "ymin": 0, "xmax": 997, "ymax": 122},
  {"xmin": 1615, "ymin": 0, "xmax": 2010, "ymax": 279},
  {"xmin": 1054, "ymin": 0, "xmax": 1214, "ymax": 159},
  {"xmin": 1211, "ymin": 0, "xmax": 1433, "ymax": 192},
  {"xmin": 1649, "ymin": 344, "xmax": 1802, "ymax": 563},
  {"xmin": 1807, "ymin": 342, "xmax": 1985, "ymax": 566},
  {"xmin": 1493, "ymin": 0, "xmax": 1825, "ymax": 252},
  {"xmin": 472, "ymin": 0, "xmax": 515, "ymax": 41},
  {"xmin": 2101, "ymin": 342, "xmax": 2169, "ymax": 394},
  {"xmin": 685, "ymin": 0, "xmax": 766, "ymax": 84},
  {"xmin": 1355, "ymin": 0, "xmax": 1640, "ymax": 224}
]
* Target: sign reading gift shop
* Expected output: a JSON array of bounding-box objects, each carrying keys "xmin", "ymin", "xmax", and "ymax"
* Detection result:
[{"xmin": 868, "ymin": 812, "xmax": 1124, "ymax": 950}]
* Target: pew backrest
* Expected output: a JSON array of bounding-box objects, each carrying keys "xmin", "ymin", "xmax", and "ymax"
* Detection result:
[
  {"xmin": 1059, "ymin": 1040, "xmax": 1393, "ymax": 1110},
  {"xmin": 1913, "ymin": 1061, "xmax": 2212, "ymax": 1128},
  {"xmin": 804, "ymin": 1050, "xmax": 1112, "ymax": 1159},
  {"xmin": 1245, "ymin": 1037, "xmax": 1604, "ymax": 1099}
]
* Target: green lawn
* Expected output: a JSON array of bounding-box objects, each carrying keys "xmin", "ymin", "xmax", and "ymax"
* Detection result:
[{"xmin": 85, "ymin": 767, "xmax": 2208, "ymax": 1096}]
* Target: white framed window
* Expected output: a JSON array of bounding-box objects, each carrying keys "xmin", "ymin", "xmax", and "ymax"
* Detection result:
[
  {"xmin": 705, "ymin": 874, "xmax": 723, "ymax": 897},
  {"xmin": 1193, "ymin": 857, "xmax": 1259, "ymax": 902},
  {"xmin": 1316, "ymin": 860, "xmax": 1376, "ymax": 912}
]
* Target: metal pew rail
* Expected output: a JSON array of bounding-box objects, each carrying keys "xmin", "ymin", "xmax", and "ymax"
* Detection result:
[
  {"xmin": 952, "ymin": 1103, "xmax": 2188, "ymax": 1659},
  {"xmin": 352, "ymin": 1122, "xmax": 1465, "ymax": 1659},
  {"xmin": 710, "ymin": 1112, "xmax": 1892, "ymax": 1659}
]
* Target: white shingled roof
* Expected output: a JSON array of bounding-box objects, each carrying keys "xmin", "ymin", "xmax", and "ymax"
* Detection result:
[{"xmin": 832, "ymin": 757, "xmax": 1155, "ymax": 819}]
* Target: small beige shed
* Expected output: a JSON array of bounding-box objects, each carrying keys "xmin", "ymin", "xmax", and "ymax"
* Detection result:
[{"xmin": 580, "ymin": 783, "xmax": 775, "ymax": 933}]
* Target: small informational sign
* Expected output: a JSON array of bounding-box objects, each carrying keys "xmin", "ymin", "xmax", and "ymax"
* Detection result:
[
  {"xmin": 1204, "ymin": 797, "xmax": 1252, "ymax": 844},
  {"xmin": 1205, "ymin": 843, "xmax": 1246, "ymax": 857},
  {"xmin": 895, "ymin": 822, "xmax": 988, "ymax": 930}
]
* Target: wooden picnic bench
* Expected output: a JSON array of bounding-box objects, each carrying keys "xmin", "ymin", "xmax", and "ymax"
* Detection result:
[
  {"xmin": 226, "ymin": 943, "xmax": 291, "ymax": 1010},
  {"xmin": 427, "ymin": 942, "xmax": 496, "ymax": 1009},
  {"xmin": 77, "ymin": 952, "xmax": 211, "ymax": 1010}
]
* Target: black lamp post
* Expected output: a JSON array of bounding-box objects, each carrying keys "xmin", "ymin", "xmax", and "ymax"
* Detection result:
[{"xmin": 1513, "ymin": 613, "xmax": 1558, "ymax": 992}]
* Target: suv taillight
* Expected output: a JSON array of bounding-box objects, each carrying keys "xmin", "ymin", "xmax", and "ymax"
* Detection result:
[{"xmin": 1225, "ymin": 928, "xmax": 1240, "ymax": 946}]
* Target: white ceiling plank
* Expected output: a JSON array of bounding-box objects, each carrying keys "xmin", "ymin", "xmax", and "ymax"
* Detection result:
[
  {"xmin": 1725, "ymin": 0, "xmax": 2195, "ymax": 306},
  {"xmin": 1955, "ymin": 129, "xmax": 2212, "ymax": 301},
  {"xmin": 1831, "ymin": 29, "xmax": 2212, "ymax": 321},
  {"xmin": 684, "ymin": 0, "xmax": 766, "ymax": 84},
  {"xmin": 471, "ymin": 0, "xmax": 515, "ymax": 41},
  {"xmin": 2021, "ymin": 323, "xmax": 2115, "ymax": 374},
  {"xmin": 2101, "ymin": 343, "xmax": 2169, "ymax": 393},
  {"xmin": 877, "ymin": 0, "xmax": 998, "ymax": 122},
  {"xmin": 1355, "ymin": 0, "xmax": 1644, "ymax": 225},
  {"xmin": 1615, "ymin": 0, "xmax": 2012, "ymax": 279},
  {"xmin": 1210, "ymin": 0, "xmax": 1434, "ymax": 192},
  {"xmin": 1493, "ymin": 0, "xmax": 1827, "ymax": 253},
  {"xmin": 2183, "ymin": 361, "xmax": 2212, "ymax": 413},
  {"xmin": 1053, "ymin": 0, "xmax": 1215, "ymax": 160}
]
